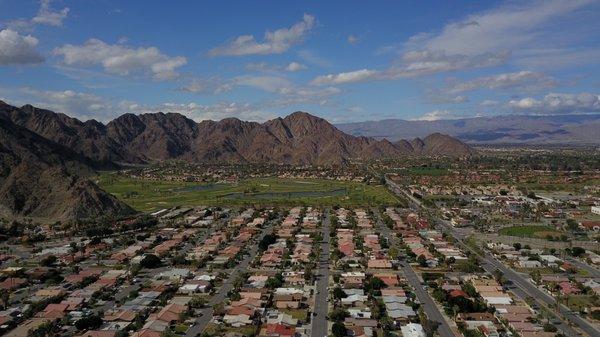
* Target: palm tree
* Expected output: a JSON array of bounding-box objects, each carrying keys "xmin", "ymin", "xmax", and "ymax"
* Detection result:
[
  {"xmin": 0, "ymin": 289, "xmax": 8, "ymax": 309},
  {"xmin": 553, "ymin": 294, "xmax": 561, "ymax": 314}
]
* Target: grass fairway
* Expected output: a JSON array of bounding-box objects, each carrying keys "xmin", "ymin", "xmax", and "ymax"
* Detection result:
[
  {"xmin": 406, "ymin": 167, "xmax": 448, "ymax": 176},
  {"xmin": 97, "ymin": 172, "xmax": 400, "ymax": 212},
  {"xmin": 499, "ymin": 225, "xmax": 561, "ymax": 238},
  {"xmin": 520, "ymin": 178, "xmax": 600, "ymax": 192}
]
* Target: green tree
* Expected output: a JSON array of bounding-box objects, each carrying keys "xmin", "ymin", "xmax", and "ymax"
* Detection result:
[
  {"xmin": 493, "ymin": 269, "xmax": 504, "ymax": 284},
  {"xmin": 0, "ymin": 289, "xmax": 9, "ymax": 309},
  {"xmin": 140, "ymin": 254, "xmax": 162, "ymax": 268},
  {"xmin": 380, "ymin": 316, "xmax": 394, "ymax": 331},
  {"xmin": 543, "ymin": 323, "xmax": 558, "ymax": 332},
  {"xmin": 329, "ymin": 308, "xmax": 350, "ymax": 322},
  {"xmin": 455, "ymin": 256, "xmax": 482, "ymax": 273},
  {"xmin": 365, "ymin": 277, "xmax": 386, "ymax": 293},
  {"xmin": 332, "ymin": 322, "xmax": 347, "ymax": 337},
  {"xmin": 417, "ymin": 254, "xmax": 428, "ymax": 267},
  {"xmin": 40, "ymin": 255, "xmax": 58, "ymax": 267},
  {"xmin": 570, "ymin": 247, "xmax": 585, "ymax": 257},
  {"xmin": 332, "ymin": 287, "xmax": 347, "ymax": 300},
  {"xmin": 421, "ymin": 318, "xmax": 440, "ymax": 337},
  {"xmin": 75, "ymin": 314, "xmax": 103, "ymax": 330},
  {"xmin": 265, "ymin": 274, "xmax": 284, "ymax": 289},
  {"xmin": 566, "ymin": 219, "xmax": 579, "ymax": 231},
  {"xmin": 389, "ymin": 247, "xmax": 399, "ymax": 260},
  {"xmin": 432, "ymin": 288, "xmax": 447, "ymax": 303},
  {"xmin": 531, "ymin": 270, "xmax": 541, "ymax": 284},
  {"xmin": 213, "ymin": 302, "xmax": 225, "ymax": 316},
  {"xmin": 462, "ymin": 283, "xmax": 477, "ymax": 297},
  {"xmin": 258, "ymin": 234, "xmax": 277, "ymax": 251}
]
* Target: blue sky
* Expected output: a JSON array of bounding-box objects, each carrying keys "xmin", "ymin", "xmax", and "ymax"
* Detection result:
[{"xmin": 1, "ymin": 0, "xmax": 599, "ymax": 123}]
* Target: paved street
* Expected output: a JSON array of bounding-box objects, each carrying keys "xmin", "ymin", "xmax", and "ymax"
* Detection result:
[
  {"xmin": 400, "ymin": 264, "xmax": 457, "ymax": 337},
  {"xmin": 444, "ymin": 220, "xmax": 596, "ymax": 337},
  {"xmin": 383, "ymin": 177, "xmax": 599, "ymax": 337},
  {"xmin": 437, "ymin": 219, "xmax": 596, "ymax": 337},
  {"xmin": 565, "ymin": 257, "xmax": 600, "ymax": 278},
  {"xmin": 311, "ymin": 209, "xmax": 330, "ymax": 337},
  {"xmin": 185, "ymin": 223, "xmax": 274, "ymax": 337},
  {"xmin": 476, "ymin": 249, "xmax": 592, "ymax": 337},
  {"xmin": 375, "ymin": 210, "xmax": 456, "ymax": 337}
]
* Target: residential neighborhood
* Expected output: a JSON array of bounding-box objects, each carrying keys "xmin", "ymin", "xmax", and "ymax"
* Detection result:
[{"xmin": 2, "ymin": 155, "xmax": 600, "ymax": 337}]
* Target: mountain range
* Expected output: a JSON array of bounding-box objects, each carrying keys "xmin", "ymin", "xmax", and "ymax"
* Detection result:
[
  {"xmin": 337, "ymin": 114, "xmax": 600, "ymax": 145},
  {"xmin": 0, "ymin": 111, "xmax": 134, "ymax": 221},
  {"xmin": 0, "ymin": 100, "xmax": 472, "ymax": 220}
]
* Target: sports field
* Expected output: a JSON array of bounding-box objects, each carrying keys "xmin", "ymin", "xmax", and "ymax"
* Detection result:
[{"xmin": 97, "ymin": 173, "xmax": 401, "ymax": 212}]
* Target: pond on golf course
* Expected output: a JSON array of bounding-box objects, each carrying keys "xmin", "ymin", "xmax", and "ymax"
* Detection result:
[{"xmin": 221, "ymin": 188, "xmax": 347, "ymax": 199}]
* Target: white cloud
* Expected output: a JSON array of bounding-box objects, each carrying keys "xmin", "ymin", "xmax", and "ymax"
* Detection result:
[
  {"xmin": 179, "ymin": 80, "xmax": 208, "ymax": 94},
  {"xmin": 7, "ymin": 87, "xmax": 277, "ymax": 122},
  {"xmin": 347, "ymin": 35, "xmax": 359, "ymax": 45},
  {"xmin": 480, "ymin": 99, "xmax": 499, "ymax": 107},
  {"xmin": 124, "ymin": 86, "xmax": 341, "ymax": 122},
  {"xmin": 179, "ymin": 77, "xmax": 234, "ymax": 94},
  {"xmin": 3, "ymin": 81, "xmax": 341, "ymax": 124},
  {"xmin": 515, "ymin": 48, "xmax": 600, "ymax": 69},
  {"xmin": 311, "ymin": 69, "xmax": 380, "ymax": 85},
  {"xmin": 235, "ymin": 75, "xmax": 294, "ymax": 93},
  {"xmin": 285, "ymin": 62, "xmax": 306, "ymax": 72},
  {"xmin": 245, "ymin": 62, "xmax": 272, "ymax": 72},
  {"xmin": 178, "ymin": 74, "xmax": 341, "ymax": 109},
  {"xmin": 400, "ymin": 50, "xmax": 508, "ymax": 76},
  {"xmin": 508, "ymin": 92, "xmax": 600, "ymax": 114},
  {"xmin": 0, "ymin": 29, "xmax": 44, "ymax": 65},
  {"xmin": 180, "ymin": 75, "xmax": 292, "ymax": 95},
  {"xmin": 450, "ymin": 95, "xmax": 469, "ymax": 103},
  {"xmin": 209, "ymin": 14, "xmax": 315, "ymax": 56},
  {"xmin": 409, "ymin": 0, "xmax": 595, "ymax": 73},
  {"xmin": 444, "ymin": 71, "xmax": 557, "ymax": 94},
  {"xmin": 509, "ymin": 97, "xmax": 539, "ymax": 110},
  {"xmin": 412, "ymin": 110, "xmax": 453, "ymax": 121},
  {"xmin": 120, "ymin": 100, "xmax": 276, "ymax": 122},
  {"xmin": 297, "ymin": 49, "xmax": 332, "ymax": 67},
  {"xmin": 427, "ymin": 95, "xmax": 469, "ymax": 104},
  {"xmin": 311, "ymin": 51, "xmax": 509, "ymax": 85},
  {"xmin": 245, "ymin": 61, "xmax": 307, "ymax": 72},
  {"xmin": 32, "ymin": 0, "xmax": 69, "ymax": 26},
  {"xmin": 19, "ymin": 87, "xmax": 112, "ymax": 121},
  {"xmin": 422, "ymin": 1, "xmax": 592, "ymax": 56},
  {"xmin": 347, "ymin": 105, "xmax": 363, "ymax": 113},
  {"xmin": 275, "ymin": 86, "xmax": 341, "ymax": 106},
  {"xmin": 54, "ymin": 38, "xmax": 187, "ymax": 80},
  {"xmin": 7, "ymin": 0, "xmax": 69, "ymax": 31},
  {"xmin": 312, "ymin": 0, "xmax": 594, "ymax": 85}
]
